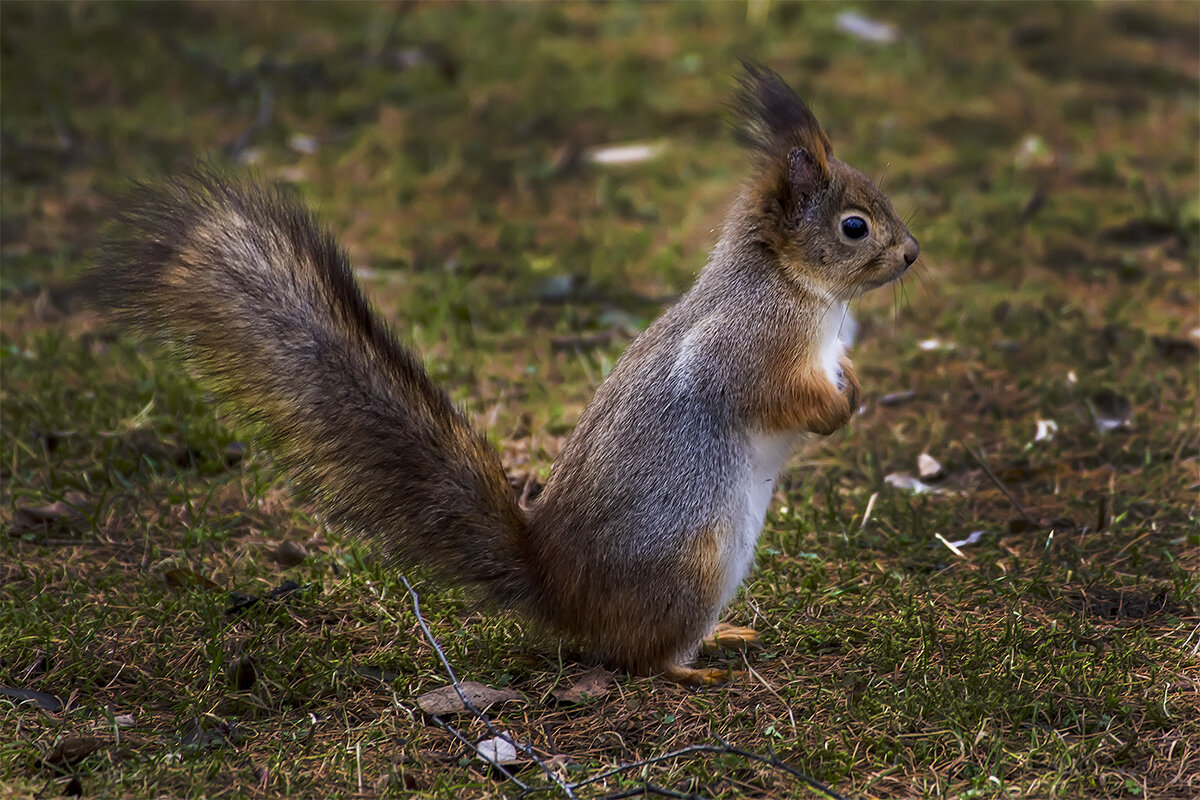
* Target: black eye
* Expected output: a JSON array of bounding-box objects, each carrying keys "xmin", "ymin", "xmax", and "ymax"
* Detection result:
[{"xmin": 841, "ymin": 216, "xmax": 869, "ymax": 240}]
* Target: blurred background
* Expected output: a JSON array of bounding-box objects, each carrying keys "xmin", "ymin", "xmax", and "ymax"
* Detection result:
[{"xmin": 3, "ymin": 0, "xmax": 1196, "ymax": 483}]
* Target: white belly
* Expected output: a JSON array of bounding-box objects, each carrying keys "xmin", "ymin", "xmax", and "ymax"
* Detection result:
[
  {"xmin": 717, "ymin": 302, "xmax": 853, "ymax": 607},
  {"xmin": 719, "ymin": 430, "xmax": 799, "ymax": 607}
]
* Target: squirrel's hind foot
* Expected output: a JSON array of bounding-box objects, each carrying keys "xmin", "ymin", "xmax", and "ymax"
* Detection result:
[{"xmin": 661, "ymin": 664, "xmax": 734, "ymax": 687}]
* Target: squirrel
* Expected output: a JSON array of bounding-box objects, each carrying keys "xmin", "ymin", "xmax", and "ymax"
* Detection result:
[{"xmin": 93, "ymin": 64, "xmax": 918, "ymax": 686}]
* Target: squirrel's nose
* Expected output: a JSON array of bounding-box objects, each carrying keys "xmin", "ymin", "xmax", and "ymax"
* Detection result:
[{"xmin": 902, "ymin": 236, "xmax": 919, "ymax": 267}]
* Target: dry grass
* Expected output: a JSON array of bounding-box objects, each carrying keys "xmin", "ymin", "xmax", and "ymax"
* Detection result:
[{"xmin": 3, "ymin": 3, "xmax": 1197, "ymax": 798}]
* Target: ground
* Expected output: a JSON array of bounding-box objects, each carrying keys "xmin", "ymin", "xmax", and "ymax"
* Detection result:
[{"xmin": 2, "ymin": 3, "xmax": 1197, "ymax": 799}]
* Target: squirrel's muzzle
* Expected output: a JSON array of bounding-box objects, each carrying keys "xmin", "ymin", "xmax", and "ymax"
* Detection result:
[{"xmin": 902, "ymin": 235, "xmax": 919, "ymax": 267}]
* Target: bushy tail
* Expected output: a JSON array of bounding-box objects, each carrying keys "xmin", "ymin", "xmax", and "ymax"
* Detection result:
[{"xmin": 93, "ymin": 169, "xmax": 536, "ymax": 608}]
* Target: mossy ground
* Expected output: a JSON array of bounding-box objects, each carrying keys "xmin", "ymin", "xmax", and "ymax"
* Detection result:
[{"xmin": 2, "ymin": 3, "xmax": 1197, "ymax": 798}]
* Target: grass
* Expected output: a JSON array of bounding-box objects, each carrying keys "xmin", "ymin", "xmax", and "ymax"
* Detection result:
[{"xmin": 2, "ymin": 2, "xmax": 1197, "ymax": 798}]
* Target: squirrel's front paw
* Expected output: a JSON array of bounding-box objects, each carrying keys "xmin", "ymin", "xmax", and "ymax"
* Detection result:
[
  {"xmin": 701, "ymin": 623, "xmax": 761, "ymax": 654},
  {"xmin": 838, "ymin": 356, "xmax": 861, "ymax": 413},
  {"xmin": 806, "ymin": 387, "xmax": 854, "ymax": 436}
]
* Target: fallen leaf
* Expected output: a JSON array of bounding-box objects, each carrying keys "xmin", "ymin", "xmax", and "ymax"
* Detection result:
[
  {"xmin": 272, "ymin": 541, "xmax": 308, "ymax": 567},
  {"xmin": 45, "ymin": 736, "xmax": 104, "ymax": 766},
  {"xmin": 1008, "ymin": 518, "xmax": 1041, "ymax": 533},
  {"xmin": 879, "ymin": 390, "xmax": 917, "ymax": 407},
  {"xmin": 551, "ymin": 667, "xmax": 614, "ymax": 705},
  {"xmin": 226, "ymin": 591, "xmax": 260, "ymax": 615},
  {"xmin": 476, "ymin": 735, "xmax": 521, "ymax": 768},
  {"xmin": 179, "ymin": 720, "xmax": 235, "ymax": 751},
  {"xmin": 995, "ymin": 464, "xmax": 1046, "ymax": 482},
  {"xmin": 267, "ymin": 580, "xmax": 304, "ymax": 600},
  {"xmin": 12, "ymin": 491, "xmax": 90, "ymax": 532},
  {"xmin": 1034, "ymin": 419, "xmax": 1058, "ymax": 443},
  {"xmin": 225, "ymin": 580, "xmax": 305, "ymax": 616},
  {"xmin": 585, "ymin": 141, "xmax": 666, "ymax": 165},
  {"xmin": 339, "ymin": 665, "xmax": 401, "ymax": 686},
  {"xmin": 0, "ymin": 686, "xmax": 64, "ymax": 712},
  {"xmin": 1089, "ymin": 390, "xmax": 1133, "ymax": 432},
  {"xmin": 1151, "ymin": 335, "xmax": 1199, "ymax": 362},
  {"xmin": 288, "ymin": 132, "xmax": 318, "ymax": 155},
  {"xmin": 835, "ymin": 11, "xmax": 897, "ymax": 43},
  {"xmin": 223, "ymin": 441, "xmax": 246, "ymax": 465},
  {"xmin": 946, "ymin": 530, "xmax": 987, "ymax": 549},
  {"xmin": 162, "ymin": 568, "xmax": 222, "ymax": 592},
  {"xmin": 884, "ymin": 473, "xmax": 942, "ymax": 495},
  {"xmin": 230, "ymin": 656, "xmax": 257, "ymax": 691},
  {"xmin": 416, "ymin": 682, "xmax": 522, "ymax": 716},
  {"xmin": 917, "ymin": 453, "xmax": 944, "ymax": 481}
]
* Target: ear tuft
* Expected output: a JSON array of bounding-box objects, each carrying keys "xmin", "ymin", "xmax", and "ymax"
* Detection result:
[{"xmin": 731, "ymin": 61, "xmax": 832, "ymax": 178}]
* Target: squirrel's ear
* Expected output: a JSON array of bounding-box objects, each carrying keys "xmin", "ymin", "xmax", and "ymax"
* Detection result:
[
  {"xmin": 787, "ymin": 147, "xmax": 828, "ymax": 208},
  {"xmin": 732, "ymin": 61, "xmax": 833, "ymax": 173}
]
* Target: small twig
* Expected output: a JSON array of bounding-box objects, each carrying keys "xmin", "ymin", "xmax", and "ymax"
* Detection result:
[
  {"xmin": 745, "ymin": 662, "xmax": 796, "ymax": 730},
  {"xmin": 934, "ymin": 532, "xmax": 965, "ymax": 558},
  {"xmin": 593, "ymin": 784, "xmax": 711, "ymax": 800},
  {"xmin": 859, "ymin": 491, "xmax": 878, "ymax": 531},
  {"xmin": 226, "ymin": 84, "xmax": 275, "ymax": 158},
  {"xmin": 565, "ymin": 738, "xmax": 850, "ymax": 800},
  {"xmin": 959, "ymin": 440, "xmax": 1038, "ymax": 527},
  {"xmin": 714, "ymin": 734, "xmax": 852, "ymax": 800},
  {"xmin": 567, "ymin": 744, "xmax": 729, "ymax": 792},
  {"xmin": 400, "ymin": 576, "xmax": 576, "ymax": 798}
]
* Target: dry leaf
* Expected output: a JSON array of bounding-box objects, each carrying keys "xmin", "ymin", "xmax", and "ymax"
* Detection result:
[
  {"xmin": 835, "ymin": 11, "xmax": 898, "ymax": 43},
  {"xmin": 272, "ymin": 540, "xmax": 308, "ymax": 567},
  {"xmin": 45, "ymin": 736, "xmax": 104, "ymax": 766},
  {"xmin": 12, "ymin": 491, "xmax": 90, "ymax": 532},
  {"xmin": 885, "ymin": 473, "xmax": 942, "ymax": 495},
  {"xmin": 1090, "ymin": 390, "xmax": 1133, "ymax": 432},
  {"xmin": 416, "ymin": 682, "xmax": 522, "ymax": 716},
  {"xmin": 879, "ymin": 390, "xmax": 916, "ymax": 407},
  {"xmin": 585, "ymin": 141, "xmax": 666, "ymax": 165},
  {"xmin": 551, "ymin": 667, "xmax": 614, "ymax": 705},
  {"xmin": 1150, "ymin": 335, "xmax": 1199, "ymax": 362},
  {"xmin": 917, "ymin": 453, "xmax": 944, "ymax": 481},
  {"xmin": 230, "ymin": 656, "xmax": 257, "ymax": 691},
  {"xmin": 1034, "ymin": 419, "xmax": 1058, "ymax": 443},
  {"xmin": 223, "ymin": 441, "xmax": 246, "ymax": 465},
  {"xmin": 162, "ymin": 568, "xmax": 222, "ymax": 592},
  {"xmin": 476, "ymin": 736, "xmax": 521, "ymax": 767},
  {"xmin": 946, "ymin": 530, "xmax": 987, "ymax": 549},
  {"xmin": 0, "ymin": 686, "xmax": 63, "ymax": 712}
]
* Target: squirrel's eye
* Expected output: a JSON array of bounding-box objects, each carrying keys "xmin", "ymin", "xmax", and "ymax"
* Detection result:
[{"xmin": 841, "ymin": 216, "xmax": 869, "ymax": 240}]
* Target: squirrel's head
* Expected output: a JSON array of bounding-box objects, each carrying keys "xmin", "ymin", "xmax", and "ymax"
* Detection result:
[{"xmin": 732, "ymin": 62, "xmax": 919, "ymax": 300}]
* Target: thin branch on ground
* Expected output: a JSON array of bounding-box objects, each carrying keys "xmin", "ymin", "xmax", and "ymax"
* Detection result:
[
  {"xmin": 713, "ymin": 733, "xmax": 851, "ymax": 800},
  {"xmin": 960, "ymin": 440, "xmax": 1039, "ymax": 527},
  {"xmin": 400, "ymin": 575, "xmax": 577, "ymax": 799},
  {"xmin": 560, "ymin": 737, "xmax": 850, "ymax": 800},
  {"xmin": 592, "ymin": 784, "xmax": 711, "ymax": 800}
]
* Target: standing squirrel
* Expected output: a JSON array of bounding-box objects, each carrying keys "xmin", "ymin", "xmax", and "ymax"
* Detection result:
[{"xmin": 94, "ymin": 64, "xmax": 917, "ymax": 685}]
